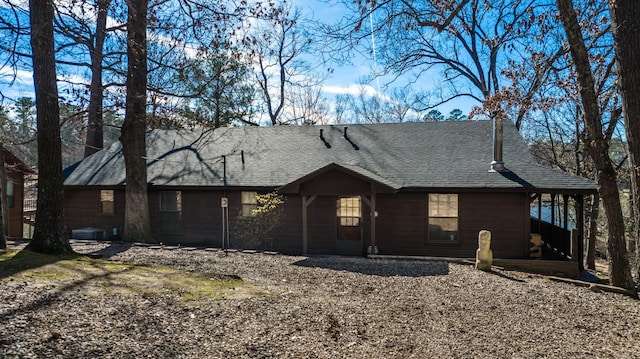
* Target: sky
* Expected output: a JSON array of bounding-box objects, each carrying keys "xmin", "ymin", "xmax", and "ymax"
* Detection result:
[
  {"xmin": 0, "ymin": 0, "xmax": 475, "ymax": 118},
  {"xmin": 290, "ymin": 0, "xmax": 476, "ymax": 116}
]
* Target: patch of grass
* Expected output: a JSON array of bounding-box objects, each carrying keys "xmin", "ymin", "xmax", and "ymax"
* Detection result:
[
  {"xmin": 1, "ymin": 249, "xmax": 76, "ymax": 267},
  {"xmin": 0, "ymin": 250, "xmax": 269, "ymax": 304},
  {"xmin": 0, "ymin": 249, "xmax": 16, "ymax": 260}
]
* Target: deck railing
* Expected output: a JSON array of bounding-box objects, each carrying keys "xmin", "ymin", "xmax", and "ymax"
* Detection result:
[
  {"xmin": 24, "ymin": 197, "xmax": 37, "ymax": 213},
  {"xmin": 23, "ymin": 175, "xmax": 37, "ymax": 238},
  {"xmin": 531, "ymin": 218, "xmax": 571, "ymax": 259}
]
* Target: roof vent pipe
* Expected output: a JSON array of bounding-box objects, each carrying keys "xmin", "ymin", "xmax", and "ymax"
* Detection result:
[
  {"xmin": 490, "ymin": 116, "xmax": 508, "ymax": 172},
  {"xmin": 221, "ymin": 155, "xmax": 227, "ymax": 186},
  {"xmin": 319, "ymin": 129, "xmax": 331, "ymax": 148},
  {"xmin": 343, "ymin": 126, "xmax": 359, "ymax": 150}
]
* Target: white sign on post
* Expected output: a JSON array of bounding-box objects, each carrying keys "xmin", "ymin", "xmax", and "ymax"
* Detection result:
[{"xmin": 221, "ymin": 197, "xmax": 228, "ymax": 208}]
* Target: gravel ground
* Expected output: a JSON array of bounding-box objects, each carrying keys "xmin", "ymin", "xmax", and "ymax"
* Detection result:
[{"xmin": 1, "ymin": 240, "xmax": 640, "ymax": 358}]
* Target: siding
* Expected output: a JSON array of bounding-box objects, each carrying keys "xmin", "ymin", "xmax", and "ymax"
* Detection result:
[
  {"xmin": 64, "ymin": 188, "xmax": 530, "ymax": 258},
  {"xmin": 270, "ymin": 196, "xmax": 303, "ymax": 254},
  {"xmin": 376, "ymin": 193, "xmax": 427, "ymax": 255},
  {"xmin": 64, "ymin": 188, "xmax": 126, "ymax": 239},
  {"xmin": 307, "ymin": 196, "xmax": 336, "ymax": 254},
  {"xmin": 375, "ymin": 192, "xmax": 530, "ymax": 259},
  {"xmin": 459, "ymin": 192, "xmax": 530, "ymax": 258},
  {"xmin": 6, "ymin": 170, "xmax": 25, "ymax": 238},
  {"xmin": 149, "ymin": 190, "xmax": 226, "ymax": 246},
  {"xmin": 301, "ymin": 170, "xmax": 371, "ymax": 196}
]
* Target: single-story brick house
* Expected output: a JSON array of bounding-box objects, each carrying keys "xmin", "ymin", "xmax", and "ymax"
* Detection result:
[{"xmin": 63, "ymin": 120, "xmax": 596, "ymax": 261}]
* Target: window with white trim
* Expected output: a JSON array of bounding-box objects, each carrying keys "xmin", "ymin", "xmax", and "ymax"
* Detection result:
[
  {"xmin": 428, "ymin": 193, "xmax": 458, "ymax": 243},
  {"xmin": 337, "ymin": 196, "xmax": 361, "ymax": 227},
  {"xmin": 160, "ymin": 191, "xmax": 182, "ymax": 234},
  {"xmin": 241, "ymin": 191, "xmax": 258, "ymax": 217},
  {"xmin": 100, "ymin": 190, "xmax": 114, "ymax": 215}
]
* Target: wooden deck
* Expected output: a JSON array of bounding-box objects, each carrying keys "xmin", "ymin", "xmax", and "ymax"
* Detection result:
[{"xmin": 368, "ymin": 254, "xmax": 580, "ymax": 278}]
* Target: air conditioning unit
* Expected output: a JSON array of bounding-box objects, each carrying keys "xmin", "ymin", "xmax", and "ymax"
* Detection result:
[{"xmin": 71, "ymin": 227, "xmax": 107, "ymax": 240}]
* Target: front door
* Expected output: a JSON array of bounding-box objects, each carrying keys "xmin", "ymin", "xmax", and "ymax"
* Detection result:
[{"xmin": 336, "ymin": 196, "xmax": 363, "ymax": 255}]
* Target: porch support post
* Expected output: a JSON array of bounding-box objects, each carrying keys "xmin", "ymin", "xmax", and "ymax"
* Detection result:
[
  {"xmin": 563, "ymin": 194, "xmax": 569, "ymax": 254},
  {"xmin": 577, "ymin": 194, "xmax": 585, "ymax": 270},
  {"xmin": 368, "ymin": 192, "xmax": 378, "ymax": 255},
  {"xmin": 302, "ymin": 194, "xmax": 316, "ymax": 256},
  {"xmin": 302, "ymin": 195, "xmax": 308, "ymax": 255},
  {"xmin": 551, "ymin": 194, "xmax": 556, "ymax": 227},
  {"xmin": 537, "ymin": 193, "xmax": 542, "ymax": 233}
]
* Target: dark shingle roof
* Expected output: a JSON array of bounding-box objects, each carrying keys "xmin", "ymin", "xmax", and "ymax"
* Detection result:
[
  {"xmin": 63, "ymin": 120, "xmax": 597, "ymax": 193},
  {"xmin": 2, "ymin": 148, "xmax": 36, "ymax": 174}
]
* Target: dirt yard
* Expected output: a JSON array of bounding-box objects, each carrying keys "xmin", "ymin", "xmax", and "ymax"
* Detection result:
[{"xmin": 1, "ymin": 240, "xmax": 639, "ymax": 358}]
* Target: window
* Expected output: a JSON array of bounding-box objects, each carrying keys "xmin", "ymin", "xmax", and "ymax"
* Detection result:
[
  {"xmin": 241, "ymin": 191, "xmax": 258, "ymax": 217},
  {"xmin": 337, "ymin": 196, "xmax": 361, "ymax": 226},
  {"xmin": 160, "ymin": 191, "xmax": 182, "ymax": 234},
  {"xmin": 428, "ymin": 194, "xmax": 458, "ymax": 243},
  {"xmin": 100, "ymin": 190, "xmax": 114, "ymax": 215},
  {"xmin": 6, "ymin": 180, "xmax": 14, "ymax": 208}
]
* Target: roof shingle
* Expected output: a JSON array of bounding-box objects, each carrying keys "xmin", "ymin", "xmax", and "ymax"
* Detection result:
[{"xmin": 63, "ymin": 120, "xmax": 597, "ymax": 193}]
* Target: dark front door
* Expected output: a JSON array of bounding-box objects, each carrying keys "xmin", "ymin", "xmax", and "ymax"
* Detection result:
[{"xmin": 336, "ymin": 196, "xmax": 362, "ymax": 255}]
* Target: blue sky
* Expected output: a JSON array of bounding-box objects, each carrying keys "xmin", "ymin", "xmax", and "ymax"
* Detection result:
[
  {"xmin": 292, "ymin": 0, "xmax": 476, "ymax": 116},
  {"xmin": 0, "ymin": 0, "xmax": 475, "ymax": 117}
]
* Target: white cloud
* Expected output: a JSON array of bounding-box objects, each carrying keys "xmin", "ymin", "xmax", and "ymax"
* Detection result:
[
  {"xmin": 0, "ymin": 67, "xmax": 35, "ymax": 100},
  {"xmin": 322, "ymin": 83, "xmax": 377, "ymax": 96}
]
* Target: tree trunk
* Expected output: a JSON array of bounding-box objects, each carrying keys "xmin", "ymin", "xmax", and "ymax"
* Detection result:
[
  {"xmin": 608, "ymin": 0, "xmax": 640, "ymax": 284},
  {"xmin": 556, "ymin": 0, "xmax": 635, "ymax": 291},
  {"xmin": 84, "ymin": 0, "xmax": 111, "ymax": 158},
  {"xmin": 25, "ymin": 0, "xmax": 73, "ymax": 254},
  {"xmin": 586, "ymin": 194, "xmax": 600, "ymax": 270},
  {"xmin": 120, "ymin": 0, "xmax": 151, "ymax": 243}
]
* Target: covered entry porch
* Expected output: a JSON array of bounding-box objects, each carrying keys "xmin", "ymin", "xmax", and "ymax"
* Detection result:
[{"xmin": 279, "ymin": 163, "xmax": 400, "ymax": 256}]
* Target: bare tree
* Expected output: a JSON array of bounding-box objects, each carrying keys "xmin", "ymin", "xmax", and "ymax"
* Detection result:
[
  {"xmin": 347, "ymin": 84, "xmax": 386, "ymax": 124},
  {"xmin": 386, "ymin": 87, "xmax": 426, "ymax": 123},
  {"xmin": 36, "ymin": 0, "xmax": 125, "ymax": 157},
  {"xmin": 334, "ymin": 84, "xmax": 427, "ymax": 124},
  {"xmin": 288, "ymin": 85, "xmax": 329, "ymax": 125},
  {"xmin": 83, "ymin": 0, "xmax": 111, "ymax": 157},
  {"xmin": 324, "ymin": 0, "xmax": 553, "ymax": 129},
  {"xmin": 0, "ymin": 1, "xmax": 30, "ymax": 101},
  {"xmin": 609, "ymin": 0, "xmax": 640, "ymax": 283},
  {"xmin": 252, "ymin": 6, "xmax": 320, "ymax": 125},
  {"xmin": 519, "ymin": 0, "xmax": 626, "ymax": 272},
  {"xmin": 556, "ymin": 0, "xmax": 634, "ymax": 291},
  {"xmin": 120, "ymin": 0, "xmax": 151, "ymax": 243},
  {"xmin": 25, "ymin": 0, "xmax": 73, "ymax": 254}
]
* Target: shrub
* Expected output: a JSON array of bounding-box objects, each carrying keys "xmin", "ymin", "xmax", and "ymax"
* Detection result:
[{"xmin": 232, "ymin": 192, "xmax": 284, "ymax": 250}]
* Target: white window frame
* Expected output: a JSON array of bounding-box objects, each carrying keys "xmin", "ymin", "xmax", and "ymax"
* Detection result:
[
  {"xmin": 337, "ymin": 196, "xmax": 361, "ymax": 227},
  {"xmin": 241, "ymin": 191, "xmax": 258, "ymax": 217},
  {"xmin": 100, "ymin": 189, "xmax": 114, "ymax": 215},
  {"xmin": 428, "ymin": 193, "xmax": 459, "ymax": 243}
]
